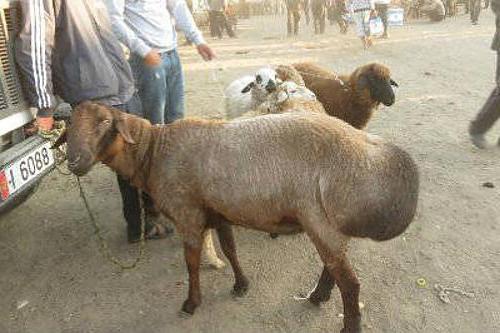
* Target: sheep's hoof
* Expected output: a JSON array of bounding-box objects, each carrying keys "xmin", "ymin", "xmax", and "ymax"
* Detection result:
[
  {"xmin": 340, "ymin": 327, "xmax": 362, "ymax": 333},
  {"xmin": 181, "ymin": 299, "xmax": 199, "ymax": 315},
  {"xmin": 269, "ymin": 233, "xmax": 279, "ymax": 239},
  {"xmin": 308, "ymin": 291, "xmax": 331, "ymax": 306},
  {"xmin": 232, "ymin": 277, "xmax": 249, "ymax": 297},
  {"xmin": 340, "ymin": 317, "xmax": 362, "ymax": 333}
]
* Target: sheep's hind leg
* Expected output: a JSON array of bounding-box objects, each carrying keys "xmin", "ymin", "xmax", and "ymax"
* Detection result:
[
  {"xmin": 309, "ymin": 265, "xmax": 336, "ymax": 306},
  {"xmin": 215, "ymin": 224, "xmax": 249, "ymax": 297}
]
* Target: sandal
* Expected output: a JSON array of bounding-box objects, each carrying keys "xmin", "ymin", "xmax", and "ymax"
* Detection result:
[
  {"xmin": 145, "ymin": 223, "xmax": 174, "ymax": 240},
  {"xmin": 128, "ymin": 223, "xmax": 174, "ymax": 243}
]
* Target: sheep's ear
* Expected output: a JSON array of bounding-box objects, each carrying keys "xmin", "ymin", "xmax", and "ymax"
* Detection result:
[
  {"xmin": 115, "ymin": 117, "xmax": 136, "ymax": 144},
  {"xmin": 241, "ymin": 82, "xmax": 255, "ymax": 93},
  {"xmin": 51, "ymin": 129, "xmax": 67, "ymax": 149},
  {"xmin": 390, "ymin": 79, "xmax": 399, "ymax": 87}
]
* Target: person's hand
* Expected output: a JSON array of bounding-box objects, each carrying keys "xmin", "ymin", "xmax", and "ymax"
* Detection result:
[
  {"xmin": 197, "ymin": 44, "xmax": 216, "ymax": 61},
  {"xmin": 37, "ymin": 114, "xmax": 54, "ymax": 131},
  {"xmin": 144, "ymin": 49, "xmax": 161, "ymax": 67}
]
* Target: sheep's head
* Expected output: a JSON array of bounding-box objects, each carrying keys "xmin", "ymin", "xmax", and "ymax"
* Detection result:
[
  {"xmin": 354, "ymin": 63, "xmax": 399, "ymax": 107},
  {"xmin": 241, "ymin": 67, "xmax": 280, "ymax": 94},
  {"xmin": 273, "ymin": 81, "xmax": 316, "ymax": 104},
  {"xmin": 55, "ymin": 102, "xmax": 136, "ymax": 176},
  {"xmin": 257, "ymin": 81, "xmax": 318, "ymax": 114}
]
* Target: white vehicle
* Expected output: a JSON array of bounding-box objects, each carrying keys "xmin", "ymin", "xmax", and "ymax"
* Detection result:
[{"xmin": 0, "ymin": 0, "xmax": 56, "ymax": 214}]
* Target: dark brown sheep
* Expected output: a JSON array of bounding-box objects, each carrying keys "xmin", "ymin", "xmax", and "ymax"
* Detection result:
[
  {"xmin": 292, "ymin": 62, "xmax": 399, "ymax": 129},
  {"xmin": 61, "ymin": 102, "xmax": 419, "ymax": 333}
]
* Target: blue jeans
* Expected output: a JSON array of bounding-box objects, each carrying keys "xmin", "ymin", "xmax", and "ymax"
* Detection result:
[{"xmin": 129, "ymin": 49, "xmax": 185, "ymax": 125}]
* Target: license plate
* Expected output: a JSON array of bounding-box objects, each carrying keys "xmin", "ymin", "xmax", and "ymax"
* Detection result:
[{"xmin": 0, "ymin": 142, "xmax": 55, "ymax": 201}]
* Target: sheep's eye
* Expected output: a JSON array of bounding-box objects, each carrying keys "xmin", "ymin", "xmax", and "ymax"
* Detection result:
[{"xmin": 256, "ymin": 75, "xmax": 262, "ymax": 84}]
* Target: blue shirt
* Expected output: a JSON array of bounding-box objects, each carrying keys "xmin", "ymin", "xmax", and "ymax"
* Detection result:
[{"xmin": 105, "ymin": 0, "xmax": 206, "ymax": 57}]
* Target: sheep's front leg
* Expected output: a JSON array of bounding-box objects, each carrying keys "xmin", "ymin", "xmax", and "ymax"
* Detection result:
[
  {"xmin": 301, "ymin": 211, "xmax": 361, "ymax": 333},
  {"xmin": 329, "ymin": 257, "xmax": 361, "ymax": 333},
  {"xmin": 182, "ymin": 241, "xmax": 202, "ymax": 314},
  {"xmin": 215, "ymin": 224, "xmax": 249, "ymax": 297},
  {"xmin": 309, "ymin": 265, "xmax": 336, "ymax": 306}
]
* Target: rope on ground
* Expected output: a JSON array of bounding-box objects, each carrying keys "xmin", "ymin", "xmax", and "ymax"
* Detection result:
[{"xmin": 76, "ymin": 176, "xmax": 146, "ymax": 270}]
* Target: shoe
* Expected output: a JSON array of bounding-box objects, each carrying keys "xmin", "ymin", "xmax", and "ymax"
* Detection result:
[
  {"xmin": 127, "ymin": 208, "xmax": 174, "ymax": 243},
  {"xmin": 469, "ymin": 132, "xmax": 487, "ymax": 149},
  {"xmin": 127, "ymin": 220, "xmax": 174, "ymax": 243}
]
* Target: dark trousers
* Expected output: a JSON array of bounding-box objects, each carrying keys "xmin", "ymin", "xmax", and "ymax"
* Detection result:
[
  {"xmin": 313, "ymin": 9, "xmax": 326, "ymax": 34},
  {"xmin": 312, "ymin": 4, "xmax": 326, "ymax": 34},
  {"xmin": 470, "ymin": 0, "xmax": 481, "ymax": 23},
  {"xmin": 287, "ymin": 9, "xmax": 300, "ymax": 35},
  {"xmin": 304, "ymin": 2, "xmax": 311, "ymax": 25},
  {"xmin": 470, "ymin": 51, "xmax": 500, "ymax": 135},
  {"xmin": 330, "ymin": 5, "xmax": 348, "ymax": 33},
  {"xmin": 209, "ymin": 10, "xmax": 235, "ymax": 38},
  {"xmin": 113, "ymin": 95, "xmax": 155, "ymax": 241}
]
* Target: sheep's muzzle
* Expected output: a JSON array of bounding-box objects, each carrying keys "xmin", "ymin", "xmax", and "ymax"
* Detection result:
[
  {"xmin": 372, "ymin": 82, "xmax": 396, "ymax": 107},
  {"xmin": 65, "ymin": 101, "xmax": 120, "ymax": 177},
  {"xmin": 67, "ymin": 149, "xmax": 94, "ymax": 176},
  {"xmin": 266, "ymin": 80, "xmax": 277, "ymax": 93}
]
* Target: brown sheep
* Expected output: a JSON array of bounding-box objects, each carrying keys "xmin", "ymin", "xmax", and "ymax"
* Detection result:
[
  {"xmin": 61, "ymin": 102, "xmax": 419, "ymax": 333},
  {"xmin": 292, "ymin": 62, "xmax": 399, "ymax": 129}
]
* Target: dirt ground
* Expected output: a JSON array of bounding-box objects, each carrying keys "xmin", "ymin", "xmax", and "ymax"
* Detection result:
[{"xmin": 2, "ymin": 12, "xmax": 500, "ymax": 333}]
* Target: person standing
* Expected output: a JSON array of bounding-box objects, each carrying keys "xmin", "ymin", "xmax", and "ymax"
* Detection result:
[
  {"xmin": 348, "ymin": 0, "xmax": 376, "ymax": 48},
  {"xmin": 208, "ymin": 0, "xmax": 236, "ymax": 39},
  {"xmin": 311, "ymin": 0, "xmax": 328, "ymax": 34},
  {"xmin": 330, "ymin": 0, "xmax": 349, "ymax": 33},
  {"xmin": 303, "ymin": 0, "xmax": 311, "ymax": 25},
  {"xmin": 470, "ymin": 0, "xmax": 482, "ymax": 25},
  {"xmin": 374, "ymin": 0, "xmax": 390, "ymax": 38},
  {"xmin": 469, "ymin": 0, "xmax": 500, "ymax": 148},
  {"xmin": 286, "ymin": 0, "xmax": 302, "ymax": 35},
  {"xmin": 105, "ymin": 0, "xmax": 215, "ymax": 126},
  {"xmin": 16, "ymin": 0, "xmax": 169, "ymax": 243}
]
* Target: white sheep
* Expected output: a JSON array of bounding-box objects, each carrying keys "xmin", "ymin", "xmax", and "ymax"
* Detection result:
[
  {"xmin": 224, "ymin": 67, "xmax": 280, "ymax": 120},
  {"xmin": 239, "ymin": 81, "xmax": 324, "ymax": 118}
]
